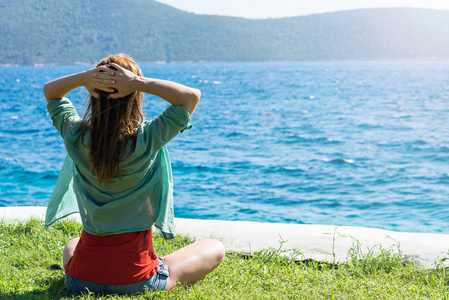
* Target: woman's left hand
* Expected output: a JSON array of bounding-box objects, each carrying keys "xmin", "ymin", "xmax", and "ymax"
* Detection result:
[
  {"xmin": 85, "ymin": 66, "xmax": 117, "ymax": 98},
  {"xmin": 44, "ymin": 66, "xmax": 117, "ymax": 101},
  {"xmin": 105, "ymin": 63, "xmax": 140, "ymax": 99}
]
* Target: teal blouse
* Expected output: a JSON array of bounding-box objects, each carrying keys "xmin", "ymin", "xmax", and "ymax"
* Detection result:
[{"xmin": 45, "ymin": 98, "xmax": 191, "ymax": 239}]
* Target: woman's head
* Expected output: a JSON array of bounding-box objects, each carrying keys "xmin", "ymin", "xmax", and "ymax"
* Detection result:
[
  {"xmin": 95, "ymin": 53, "xmax": 143, "ymax": 110},
  {"xmin": 82, "ymin": 54, "xmax": 144, "ymax": 185},
  {"xmin": 97, "ymin": 53, "xmax": 143, "ymax": 78}
]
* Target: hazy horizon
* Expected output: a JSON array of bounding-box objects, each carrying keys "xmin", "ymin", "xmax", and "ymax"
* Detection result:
[{"xmin": 156, "ymin": 0, "xmax": 449, "ymax": 19}]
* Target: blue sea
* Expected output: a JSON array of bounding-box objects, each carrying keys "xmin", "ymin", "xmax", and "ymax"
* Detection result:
[{"xmin": 1, "ymin": 61, "xmax": 449, "ymax": 234}]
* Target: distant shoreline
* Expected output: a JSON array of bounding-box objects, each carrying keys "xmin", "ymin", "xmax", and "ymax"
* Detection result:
[
  {"xmin": 3, "ymin": 7, "xmax": 449, "ymax": 66},
  {"xmin": 2, "ymin": 57, "xmax": 449, "ymax": 67}
]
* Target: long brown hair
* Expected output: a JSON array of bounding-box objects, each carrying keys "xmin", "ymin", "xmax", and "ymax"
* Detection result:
[{"xmin": 81, "ymin": 54, "xmax": 144, "ymax": 185}]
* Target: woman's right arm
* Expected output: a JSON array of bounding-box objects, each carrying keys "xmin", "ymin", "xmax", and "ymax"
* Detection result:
[
  {"xmin": 43, "ymin": 66, "xmax": 116, "ymax": 103},
  {"xmin": 107, "ymin": 63, "xmax": 200, "ymax": 116}
]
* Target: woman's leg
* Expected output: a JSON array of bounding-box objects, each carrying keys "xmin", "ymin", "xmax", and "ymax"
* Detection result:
[
  {"xmin": 163, "ymin": 239, "xmax": 225, "ymax": 290},
  {"xmin": 63, "ymin": 237, "xmax": 80, "ymax": 268}
]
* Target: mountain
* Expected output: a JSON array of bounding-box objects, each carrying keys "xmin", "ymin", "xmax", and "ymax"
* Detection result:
[{"xmin": 1, "ymin": 0, "xmax": 449, "ymax": 65}]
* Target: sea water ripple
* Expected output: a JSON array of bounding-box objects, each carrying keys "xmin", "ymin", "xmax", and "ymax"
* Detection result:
[{"xmin": 1, "ymin": 61, "xmax": 449, "ymax": 233}]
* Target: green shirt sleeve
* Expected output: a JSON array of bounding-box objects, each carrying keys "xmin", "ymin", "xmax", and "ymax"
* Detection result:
[
  {"xmin": 47, "ymin": 98, "xmax": 81, "ymax": 138},
  {"xmin": 142, "ymin": 105, "xmax": 192, "ymax": 157}
]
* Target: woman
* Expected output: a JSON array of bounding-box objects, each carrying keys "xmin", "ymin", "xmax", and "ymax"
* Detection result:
[{"xmin": 43, "ymin": 54, "xmax": 225, "ymax": 294}]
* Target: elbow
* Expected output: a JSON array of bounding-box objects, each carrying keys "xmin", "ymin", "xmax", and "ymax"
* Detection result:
[
  {"xmin": 43, "ymin": 83, "xmax": 53, "ymax": 103},
  {"xmin": 192, "ymin": 88, "xmax": 201, "ymax": 104},
  {"xmin": 183, "ymin": 88, "xmax": 201, "ymax": 115},
  {"xmin": 184, "ymin": 88, "xmax": 201, "ymax": 116},
  {"xmin": 43, "ymin": 83, "xmax": 49, "ymax": 101}
]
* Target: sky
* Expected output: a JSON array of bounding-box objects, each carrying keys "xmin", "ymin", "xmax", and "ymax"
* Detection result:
[{"xmin": 156, "ymin": 0, "xmax": 449, "ymax": 19}]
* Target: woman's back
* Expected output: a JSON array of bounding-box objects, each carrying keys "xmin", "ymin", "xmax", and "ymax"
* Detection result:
[{"xmin": 47, "ymin": 98, "xmax": 191, "ymax": 237}]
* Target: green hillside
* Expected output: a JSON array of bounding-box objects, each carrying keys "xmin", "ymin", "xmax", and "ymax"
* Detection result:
[{"xmin": 1, "ymin": 0, "xmax": 449, "ymax": 64}]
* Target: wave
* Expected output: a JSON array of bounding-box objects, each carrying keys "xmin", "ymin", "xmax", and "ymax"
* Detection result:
[
  {"xmin": 237, "ymin": 208, "xmax": 259, "ymax": 215},
  {"xmin": 1, "ymin": 129, "xmax": 41, "ymax": 136},
  {"xmin": 356, "ymin": 123, "xmax": 383, "ymax": 129},
  {"xmin": 284, "ymin": 134, "xmax": 343, "ymax": 145},
  {"xmin": 174, "ymin": 161, "xmax": 257, "ymax": 174},
  {"xmin": 319, "ymin": 157, "xmax": 356, "ymax": 165},
  {"xmin": 262, "ymin": 166, "xmax": 305, "ymax": 175},
  {"xmin": 438, "ymin": 146, "xmax": 449, "ymax": 153},
  {"xmin": 226, "ymin": 131, "xmax": 247, "ymax": 138}
]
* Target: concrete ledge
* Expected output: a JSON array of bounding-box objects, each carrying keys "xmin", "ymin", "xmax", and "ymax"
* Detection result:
[
  {"xmin": 2, "ymin": 206, "xmax": 449, "ymax": 267},
  {"xmin": 0, "ymin": 206, "xmax": 80, "ymax": 223}
]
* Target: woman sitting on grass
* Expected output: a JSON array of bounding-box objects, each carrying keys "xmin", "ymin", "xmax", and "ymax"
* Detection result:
[{"xmin": 43, "ymin": 54, "xmax": 225, "ymax": 294}]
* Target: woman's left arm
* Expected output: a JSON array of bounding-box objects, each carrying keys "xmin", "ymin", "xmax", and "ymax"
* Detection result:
[{"xmin": 43, "ymin": 66, "xmax": 115, "ymax": 103}]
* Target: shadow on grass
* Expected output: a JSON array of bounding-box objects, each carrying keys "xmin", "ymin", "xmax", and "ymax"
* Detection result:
[{"xmin": 0, "ymin": 277, "xmax": 78, "ymax": 300}]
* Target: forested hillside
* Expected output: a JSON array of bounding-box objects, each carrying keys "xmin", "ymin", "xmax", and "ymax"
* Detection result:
[{"xmin": 1, "ymin": 0, "xmax": 449, "ymax": 64}]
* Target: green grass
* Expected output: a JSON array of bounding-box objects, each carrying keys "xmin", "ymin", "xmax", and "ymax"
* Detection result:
[{"xmin": 1, "ymin": 219, "xmax": 448, "ymax": 299}]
